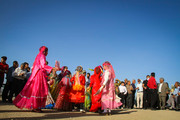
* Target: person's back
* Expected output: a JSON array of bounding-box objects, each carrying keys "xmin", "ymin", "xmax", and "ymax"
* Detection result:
[
  {"xmin": 148, "ymin": 72, "xmax": 158, "ymax": 110},
  {"xmin": 147, "ymin": 76, "xmax": 157, "ymax": 90}
]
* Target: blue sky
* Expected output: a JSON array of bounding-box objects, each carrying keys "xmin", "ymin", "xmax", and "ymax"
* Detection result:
[{"xmin": 0, "ymin": 0, "xmax": 180, "ymax": 86}]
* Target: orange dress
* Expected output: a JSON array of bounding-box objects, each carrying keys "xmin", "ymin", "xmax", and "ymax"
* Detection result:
[{"xmin": 69, "ymin": 74, "xmax": 85, "ymax": 104}]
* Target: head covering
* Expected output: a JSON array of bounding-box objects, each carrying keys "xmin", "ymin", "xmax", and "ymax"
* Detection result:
[
  {"xmin": 31, "ymin": 46, "xmax": 48, "ymax": 73},
  {"xmin": 66, "ymin": 70, "xmax": 71, "ymax": 75},
  {"xmin": 94, "ymin": 66, "xmax": 101, "ymax": 75},
  {"xmin": 82, "ymin": 70, "xmax": 86, "ymax": 73},
  {"xmin": 102, "ymin": 61, "xmax": 115, "ymax": 79},
  {"xmin": 39, "ymin": 46, "xmax": 48, "ymax": 54},
  {"xmin": 75, "ymin": 66, "xmax": 83, "ymax": 72},
  {"xmin": 93, "ymin": 66, "xmax": 102, "ymax": 82}
]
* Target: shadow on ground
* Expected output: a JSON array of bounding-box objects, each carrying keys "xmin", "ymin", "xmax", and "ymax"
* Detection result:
[{"xmin": 0, "ymin": 109, "xmax": 137, "ymax": 120}]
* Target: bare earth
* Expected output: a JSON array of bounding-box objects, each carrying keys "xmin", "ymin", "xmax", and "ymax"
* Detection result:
[{"xmin": 0, "ymin": 101, "xmax": 179, "ymax": 120}]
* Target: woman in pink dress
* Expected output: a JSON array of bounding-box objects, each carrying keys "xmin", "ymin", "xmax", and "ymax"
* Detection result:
[
  {"xmin": 101, "ymin": 61, "xmax": 122, "ymax": 115},
  {"xmin": 13, "ymin": 46, "xmax": 59, "ymax": 112}
]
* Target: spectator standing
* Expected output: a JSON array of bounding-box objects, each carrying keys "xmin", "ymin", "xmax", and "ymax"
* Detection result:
[
  {"xmin": 2, "ymin": 61, "xmax": 18, "ymax": 102},
  {"xmin": 124, "ymin": 78, "xmax": 128, "ymax": 107},
  {"xmin": 12, "ymin": 63, "xmax": 27, "ymax": 96},
  {"xmin": 158, "ymin": 78, "xmax": 169, "ymax": 110},
  {"xmin": 143, "ymin": 75, "xmax": 150, "ymax": 109},
  {"xmin": 119, "ymin": 82, "xmax": 127, "ymax": 108},
  {"xmin": 131, "ymin": 79, "xmax": 136, "ymax": 108},
  {"xmin": 147, "ymin": 72, "xmax": 158, "ymax": 110},
  {"xmin": 0, "ymin": 56, "xmax": 9, "ymax": 92},
  {"xmin": 126, "ymin": 81, "xmax": 134, "ymax": 109},
  {"xmin": 136, "ymin": 79, "xmax": 143, "ymax": 109}
]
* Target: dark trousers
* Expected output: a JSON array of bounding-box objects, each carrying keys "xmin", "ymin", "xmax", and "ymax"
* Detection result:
[
  {"xmin": 2, "ymin": 81, "xmax": 13, "ymax": 101},
  {"xmin": 150, "ymin": 89, "xmax": 158, "ymax": 109},
  {"xmin": 126, "ymin": 94, "xmax": 133, "ymax": 108},
  {"xmin": 8, "ymin": 78, "xmax": 26, "ymax": 101},
  {"xmin": 124, "ymin": 94, "xmax": 128, "ymax": 107},
  {"xmin": 0, "ymin": 76, "xmax": 4, "ymax": 88},
  {"xmin": 119, "ymin": 93, "xmax": 125, "ymax": 106},
  {"xmin": 177, "ymin": 96, "xmax": 180, "ymax": 109},
  {"xmin": 143, "ymin": 91, "xmax": 149, "ymax": 109},
  {"xmin": 132, "ymin": 91, "xmax": 135, "ymax": 108}
]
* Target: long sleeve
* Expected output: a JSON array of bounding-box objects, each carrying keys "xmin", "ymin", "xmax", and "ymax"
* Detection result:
[
  {"xmin": 40, "ymin": 54, "xmax": 53, "ymax": 73},
  {"xmin": 103, "ymin": 71, "xmax": 110, "ymax": 86}
]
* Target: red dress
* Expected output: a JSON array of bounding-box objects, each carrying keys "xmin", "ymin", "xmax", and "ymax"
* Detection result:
[
  {"xmin": 89, "ymin": 68, "xmax": 102, "ymax": 112},
  {"xmin": 54, "ymin": 76, "xmax": 72, "ymax": 111},
  {"xmin": 69, "ymin": 73, "xmax": 85, "ymax": 104}
]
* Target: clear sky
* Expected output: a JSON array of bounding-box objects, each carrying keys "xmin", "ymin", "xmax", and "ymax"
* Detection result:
[{"xmin": 0, "ymin": 0, "xmax": 180, "ymax": 86}]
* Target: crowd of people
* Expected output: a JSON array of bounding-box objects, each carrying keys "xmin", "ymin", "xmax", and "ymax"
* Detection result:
[
  {"xmin": 0, "ymin": 46, "xmax": 180, "ymax": 115},
  {"xmin": 115, "ymin": 74, "xmax": 180, "ymax": 111}
]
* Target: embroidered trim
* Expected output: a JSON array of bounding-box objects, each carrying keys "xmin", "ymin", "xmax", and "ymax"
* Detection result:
[{"xmin": 19, "ymin": 93, "xmax": 47, "ymax": 99}]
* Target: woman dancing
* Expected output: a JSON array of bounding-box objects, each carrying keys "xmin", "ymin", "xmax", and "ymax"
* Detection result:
[
  {"xmin": 101, "ymin": 61, "xmax": 122, "ymax": 115},
  {"xmin": 88, "ymin": 66, "xmax": 103, "ymax": 113},
  {"xmin": 13, "ymin": 46, "xmax": 59, "ymax": 112}
]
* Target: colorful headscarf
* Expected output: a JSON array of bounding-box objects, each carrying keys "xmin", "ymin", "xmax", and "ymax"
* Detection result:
[{"xmin": 102, "ymin": 61, "xmax": 115, "ymax": 79}]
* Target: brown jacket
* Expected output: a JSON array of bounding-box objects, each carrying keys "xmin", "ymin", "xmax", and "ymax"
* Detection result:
[
  {"xmin": 158, "ymin": 82, "xmax": 169, "ymax": 96},
  {"xmin": 126, "ymin": 84, "xmax": 134, "ymax": 94}
]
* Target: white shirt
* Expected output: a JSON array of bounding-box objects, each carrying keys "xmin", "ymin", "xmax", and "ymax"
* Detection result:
[
  {"xmin": 12, "ymin": 67, "xmax": 27, "ymax": 80},
  {"xmin": 85, "ymin": 76, "xmax": 90, "ymax": 88},
  {"xmin": 103, "ymin": 70, "xmax": 110, "ymax": 86},
  {"xmin": 119, "ymin": 85, "xmax": 127, "ymax": 94},
  {"xmin": 159, "ymin": 83, "xmax": 163, "ymax": 93},
  {"xmin": 136, "ymin": 83, "xmax": 143, "ymax": 92}
]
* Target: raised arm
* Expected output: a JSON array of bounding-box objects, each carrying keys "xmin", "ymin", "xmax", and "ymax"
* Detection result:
[{"xmin": 40, "ymin": 54, "xmax": 53, "ymax": 73}]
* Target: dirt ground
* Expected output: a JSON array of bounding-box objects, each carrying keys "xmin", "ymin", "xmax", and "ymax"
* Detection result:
[{"xmin": 0, "ymin": 100, "xmax": 179, "ymax": 120}]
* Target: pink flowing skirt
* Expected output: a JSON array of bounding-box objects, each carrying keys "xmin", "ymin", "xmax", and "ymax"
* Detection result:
[
  {"xmin": 101, "ymin": 87, "xmax": 122, "ymax": 110},
  {"xmin": 13, "ymin": 69, "xmax": 49, "ymax": 109}
]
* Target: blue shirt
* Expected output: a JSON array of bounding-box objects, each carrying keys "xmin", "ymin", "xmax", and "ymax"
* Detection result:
[{"xmin": 136, "ymin": 83, "xmax": 143, "ymax": 92}]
